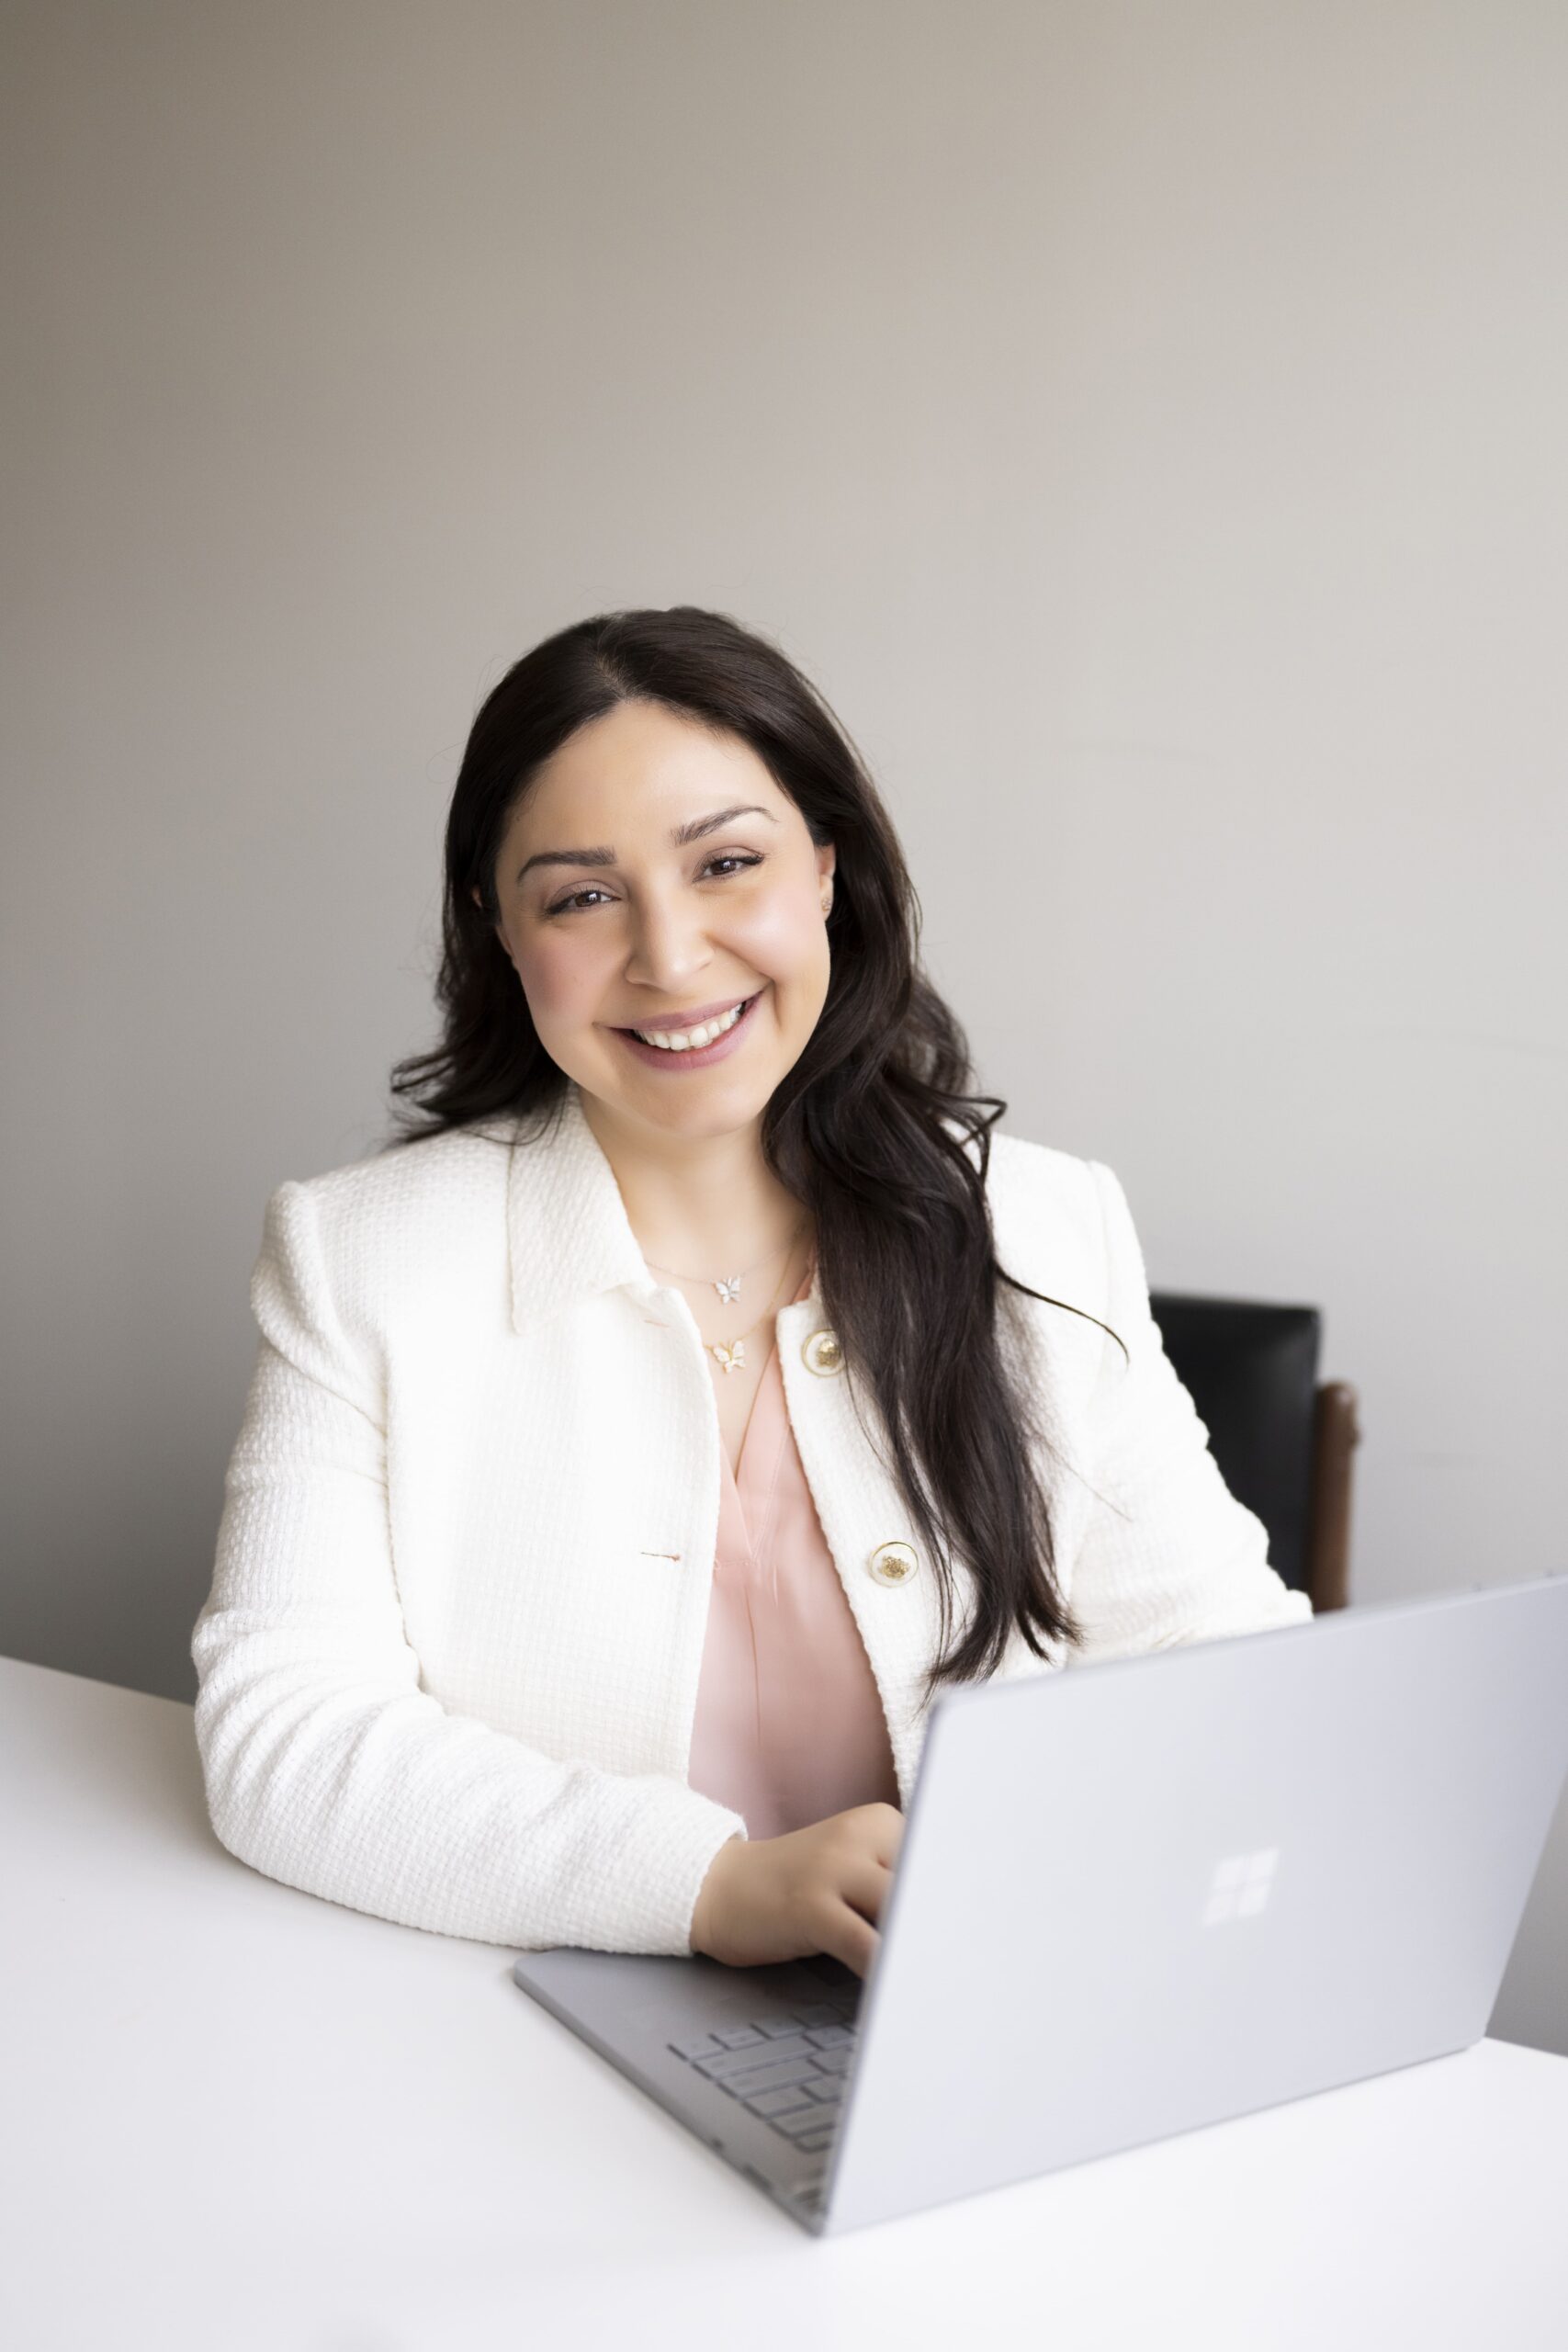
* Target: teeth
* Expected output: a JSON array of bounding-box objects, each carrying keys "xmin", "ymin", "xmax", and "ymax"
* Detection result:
[{"xmin": 632, "ymin": 1001, "xmax": 748, "ymax": 1052}]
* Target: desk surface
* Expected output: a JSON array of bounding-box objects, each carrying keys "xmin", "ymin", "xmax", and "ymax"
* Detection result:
[{"xmin": 4, "ymin": 1652, "xmax": 1565, "ymax": 2352}]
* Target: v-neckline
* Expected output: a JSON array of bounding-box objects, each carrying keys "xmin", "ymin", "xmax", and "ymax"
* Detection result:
[
  {"xmin": 720, "ymin": 1327, "xmax": 784, "ymax": 1542},
  {"xmin": 719, "ymin": 1249, "xmax": 815, "ymax": 1548}
]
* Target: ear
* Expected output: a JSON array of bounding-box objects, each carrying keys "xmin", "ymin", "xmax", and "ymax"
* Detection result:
[{"xmin": 470, "ymin": 884, "xmax": 510, "ymax": 955}]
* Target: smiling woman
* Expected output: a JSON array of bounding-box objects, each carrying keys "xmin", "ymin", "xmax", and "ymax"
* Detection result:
[
  {"xmin": 471, "ymin": 699, "xmax": 836, "ymax": 1135},
  {"xmin": 191, "ymin": 604, "xmax": 1308, "ymax": 1978},
  {"xmin": 387, "ymin": 608, "xmax": 1102, "ymax": 1713}
]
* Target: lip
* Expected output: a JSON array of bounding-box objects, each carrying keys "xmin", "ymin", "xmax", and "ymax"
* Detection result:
[
  {"xmin": 611, "ymin": 988, "xmax": 765, "ymax": 1071},
  {"xmin": 610, "ymin": 991, "xmax": 757, "ymax": 1033}
]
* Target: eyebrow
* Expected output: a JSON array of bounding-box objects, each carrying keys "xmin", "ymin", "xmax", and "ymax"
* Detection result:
[{"xmin": 514, "ymin": 803, "xmax": 778, "ymax": 887}]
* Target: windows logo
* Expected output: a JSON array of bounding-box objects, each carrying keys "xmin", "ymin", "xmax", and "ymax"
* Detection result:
[{"xmin": 1203, "ymin": 1848, "xmax": 1280, "ymax": 1926}]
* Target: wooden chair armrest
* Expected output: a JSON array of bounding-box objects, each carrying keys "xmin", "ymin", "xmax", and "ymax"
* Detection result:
[{"xmin": 1305, "ymin": 1379, "xmax": 1360, "ymax": 1613}]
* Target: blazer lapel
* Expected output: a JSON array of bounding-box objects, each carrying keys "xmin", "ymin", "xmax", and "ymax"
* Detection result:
[{"xmin": 505, "ymin": 1081, "xmax": 658, "ymax": 1332}]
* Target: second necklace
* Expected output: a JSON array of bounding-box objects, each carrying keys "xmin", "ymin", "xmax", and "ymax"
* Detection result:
[{"xmin": 646, "ymin": 1219, "xmax": 810, "ymax": 1374}]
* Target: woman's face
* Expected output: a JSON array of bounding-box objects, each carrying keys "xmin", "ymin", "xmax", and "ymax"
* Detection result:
[{"xmin": 480, "ymin": 700, "xmax": 836, "ymax": 1145}]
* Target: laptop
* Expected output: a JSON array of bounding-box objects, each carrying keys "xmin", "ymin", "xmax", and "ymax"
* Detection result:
[{"xmin": 513, "ymin": 1571, "xmax": 1568, "ymax": 2236}]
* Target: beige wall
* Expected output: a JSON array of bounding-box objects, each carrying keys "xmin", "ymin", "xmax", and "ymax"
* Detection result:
[{"xmin": 4, "ymin": 2, "xmax": 1564, "ymax": 2049}]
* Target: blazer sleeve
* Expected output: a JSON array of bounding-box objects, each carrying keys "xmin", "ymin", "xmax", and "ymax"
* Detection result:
[
  {"xmin": 191, "ymin": 1179, "xmax": 747, "ymax": 1952},
  {"xmin": 1061, "ymin": 1160, "xmax": 1314, "ymax": 1664}
]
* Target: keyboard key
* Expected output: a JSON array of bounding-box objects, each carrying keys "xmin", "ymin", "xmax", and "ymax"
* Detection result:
[
  {"xmin": 714, "ymin": 2027, "xmax": 766, "ymax": 2050},
  {"xmin": 692, "ymin": 2036, "xmax": 817, "ymax": 2081},
  {"xmin": 720, "ymin": 2056, "xmax": 823, "ymax": 2099},
  {"xmin": 795, "ymin": 2130, "xmax": 835, "ymax": 2153},
  {"xmin": 812, "ymin": 2046, "xmax": 852, "ymax": 2075},
  {"xmin": 804, "ymin": 2025, "xmax": 855, "ymax": 2049},
  {"xmin": 669, "ymin": 2034, "xmax": 722, "ymax": 2060},
  {"xmin": 804, "ymin": 2078, "xmax": 843, "ymax": 2103},
  {"xmin": 755, "ymin": 2018, "xmax": 804, "ymax": 2039},
  {"xmin": 745, "ymin": 2085, "xmax": 817, "ymax": 2117},
  {"xmin": 773, "ymin": 2106, "xmax": 834, "ymax": 2140},
  {"xmin": 792, "ymin": 2005, "xmax": 842, "ymax": 2027}
]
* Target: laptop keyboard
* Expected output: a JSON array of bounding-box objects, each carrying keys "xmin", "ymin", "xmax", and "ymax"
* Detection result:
[{"xmin": 668, "ymin": 2001, "xmax": 858, "ymax": 2156}]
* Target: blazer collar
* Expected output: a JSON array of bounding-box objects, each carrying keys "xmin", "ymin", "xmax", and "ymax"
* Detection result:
[{"xmin": 506, "ymin": 1080, "xmax": 659, "ymax": 1332}]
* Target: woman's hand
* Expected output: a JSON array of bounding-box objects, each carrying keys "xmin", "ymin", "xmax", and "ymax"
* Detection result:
[{"xmin": 689, "ymin": 1802, "xmax": 905, "ymax": 1977}]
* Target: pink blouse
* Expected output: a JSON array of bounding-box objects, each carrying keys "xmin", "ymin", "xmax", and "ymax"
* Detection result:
[{"xmin": 685, "ymin": 1257, "xmax": 901, "ymax": 1838}]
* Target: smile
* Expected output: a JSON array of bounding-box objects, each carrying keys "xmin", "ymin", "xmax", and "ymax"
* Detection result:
[
  {"xmin": 613, "ymin": 989, "xmax": 765, "ymax": 1070},
  {"xmin": 630, "ymin": 1001, "xmax": 749, "ymax": 1050}
]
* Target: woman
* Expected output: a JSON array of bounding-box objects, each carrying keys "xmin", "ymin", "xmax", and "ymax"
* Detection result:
[{"xmin": 192, "ymin": 605, "xmax": 1309, "ymax": 1980}]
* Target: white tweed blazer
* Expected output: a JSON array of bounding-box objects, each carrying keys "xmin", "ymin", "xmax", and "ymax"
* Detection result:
[{"xmin": 192, "ymin": 1080, "xmax": 1310, "ymax": 1957}]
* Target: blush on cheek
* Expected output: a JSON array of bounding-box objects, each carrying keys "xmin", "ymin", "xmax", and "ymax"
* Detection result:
[
  {"xmin": 513, "ymin": 940, "xmax": 596, "ymax": 1030},
  {"xmin": 728, "ymin": 893, "xmax": 822, "ymax": 974}
]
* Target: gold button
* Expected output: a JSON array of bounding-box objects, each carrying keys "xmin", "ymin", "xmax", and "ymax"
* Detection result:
[
  {"xmin": 868, "ymin": 1541, "xmax": 918, "ymax": 1588},
  {"xmin": 802, "ymin": 1327, "xmax": 843, "ymax": 1377}
]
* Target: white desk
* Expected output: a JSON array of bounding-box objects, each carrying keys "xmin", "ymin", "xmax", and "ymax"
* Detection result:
[{"xmin": 3, "ymin": 1653, "xmax": 1565, "ymax": 2352}]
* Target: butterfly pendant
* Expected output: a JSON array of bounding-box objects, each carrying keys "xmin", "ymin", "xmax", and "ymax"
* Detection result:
[
  {"xmin": 715, "ymin": 1274, "xmax": 741, "ymax": 1304},
  {"xmin": 710, "ymin": 1339, "xmax": 747, "ymax": 1374}
]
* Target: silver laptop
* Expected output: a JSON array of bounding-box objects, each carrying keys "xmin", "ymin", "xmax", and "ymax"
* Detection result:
[{"xmin": 513, "ymin": 1572, "xmax": 1568, "ymax": 2236}]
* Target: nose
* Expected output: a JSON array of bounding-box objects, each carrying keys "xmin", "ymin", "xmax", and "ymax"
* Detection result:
[{"xmin": 621, "ymin": 882, "xmax": 713, "ymax": 996}]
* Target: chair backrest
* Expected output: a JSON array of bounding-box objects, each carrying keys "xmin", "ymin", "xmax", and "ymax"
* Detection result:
[{"xmin": 1146, "ymin": 1292, "xmax": 1322, "ymax": 1599}]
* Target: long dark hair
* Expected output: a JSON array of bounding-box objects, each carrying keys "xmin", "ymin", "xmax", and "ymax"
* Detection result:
[{"xmin": 385, "ymin": 605, "xmax": 1111, "ymax": 1692}]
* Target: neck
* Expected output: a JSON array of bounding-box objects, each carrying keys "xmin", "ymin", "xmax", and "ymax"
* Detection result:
[{"xmin": 579, "ymin": 1089, "xmax": 808, "ymax": 1272}]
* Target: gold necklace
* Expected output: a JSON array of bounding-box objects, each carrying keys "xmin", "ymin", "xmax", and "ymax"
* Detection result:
[{"xmin": 697, "ymin": 1249, "xmax": 800, "ymax": 1376}]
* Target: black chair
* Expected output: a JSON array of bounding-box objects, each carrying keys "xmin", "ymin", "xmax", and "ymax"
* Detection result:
[{"xmin": 1147, "ymin": 1293, "xmax": 1359, "ymax": 1614}]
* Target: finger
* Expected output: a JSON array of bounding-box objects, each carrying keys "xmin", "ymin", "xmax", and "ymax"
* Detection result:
[
  {"xmin": 820, "ymin": 1900, "xmax": 879, "ymax": 1979},
  {"xmin": 839, "ymin": 1854, "xmax": 893, "ymax": 1927},
  {"xmin": 873, "ymin": 1812, "xmax": 905, "ymax": 1868},
  {"xmin": 852, "ymin": 1804, "xmax": 904, "ymax": 1868}
]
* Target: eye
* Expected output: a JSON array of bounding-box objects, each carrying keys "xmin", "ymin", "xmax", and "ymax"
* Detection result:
[
  {"xmin": 546, "ymin": 886, "xmax": 613, "ymax": 916},
  {"xmin": 545, "ymin": 852, "xmax": 763, "ymax": 917}
]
